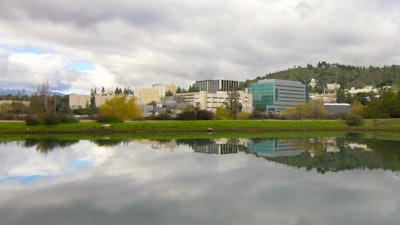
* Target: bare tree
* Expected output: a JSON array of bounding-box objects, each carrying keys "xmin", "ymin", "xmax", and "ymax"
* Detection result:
[{"xmin": 37, "ymin": 81, "xmax": 50, "ymax": 113}]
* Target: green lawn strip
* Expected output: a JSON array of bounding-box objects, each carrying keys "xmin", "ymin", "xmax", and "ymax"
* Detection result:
[{"xmin": 0, "ymin": 119, "xmax": 399, "ymax": 135}]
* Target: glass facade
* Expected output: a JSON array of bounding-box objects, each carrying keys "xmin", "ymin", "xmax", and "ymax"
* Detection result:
[
  {"xmin": 249, "ymin": 79, "xmax": 308, "ymax": 112},
  {"xmin": 195, "ymin": 80, "xmax": 239, "ymax": 93}
]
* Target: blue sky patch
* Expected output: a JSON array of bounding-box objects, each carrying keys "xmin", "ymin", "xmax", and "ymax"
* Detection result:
[
  {"xmin": 69, "ymin": 159, "xmax": 91, "ymax": 169},
  {"xmin": 0, "ymin": 175, "xmax": 42, "ymax": 184},
  {"xmin": 67, "ymin": 62, "xmax": 95, "ymax": 71},
  {"xmin": 0, "ymin": 44, "xmax": 44, "ymax": 54}
]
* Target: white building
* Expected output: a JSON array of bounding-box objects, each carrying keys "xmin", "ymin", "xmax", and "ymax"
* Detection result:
[
  {"xmin": 68, "ymin": 92, "xmax": 134, "ymax": 109},
  {"xmin": 348, "ymin": 86, "xmax": 378, "ymax": 95},
  {"xmin": 177, "ymin": 90, "xmax": 253, "ymax": 113}
]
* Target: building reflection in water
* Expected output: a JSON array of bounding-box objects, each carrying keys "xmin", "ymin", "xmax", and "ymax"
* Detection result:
[
  {"xmin": 191, "ymin": 138, "xmax": 247, "ymax": 155},
  {"xmin": 246, "ymin": 138, "xmax": 305, "ymax": 157},
  {"xmin": 188, "ymin": 137, "xmax": 372, "ymax": 159}
]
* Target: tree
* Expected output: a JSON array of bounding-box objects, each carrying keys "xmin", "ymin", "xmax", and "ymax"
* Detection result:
[
  {"xmin": 88, "ymin": 88, "xmax": 97, "ymax": 116},
  {"xmin": 29, "ymin": 94, "xmax": 43, "ymax": 114},
  {"xmin": 165, "ymin": 90, "xmax": 173, "ymax": 97},
  {"xmin": 307, "ymin": 99, "xmax": 328, "ymax": 118},
  {"xmin": 362, "ymin": 100, "xmax": 388, "ymax": 118},
  {"xmin": 37, "ymin": 81, "xmax": 50, "ymax": 113},
  {"xmin": 98, "ymin": 96, "xmax": 142, "ymax": 120},
  {"xmin": 280, "ymin": 103, "xmax": 304, "ymax": 119},
  {"xmin": 224, "ymin": 87, "xmax": 242, "ymax": 119},
  {"xmin": 336, "ymin": 89, "xmax": 346, "ymax": 103},
  {"xmin": 280, "ymin": 100, "xmax": 327, "ymax": 119},
  {"xmin": 114, "ymin": 87, "xmax": 122, "ymax": 95},
  {"xmin": 176, "ymin": 105, "xmax": 198, "ymax": 120},
  {"xmin": 213, "ymin": 106, "xmax": 230, "ymax": 120},
  {"xmin": 176, "ymin": 86, "xmax": 186, "ymax": 93},
  {"xmin": 196, "ymin": 109, "xmax": 213, "ymax": 120},
  {"xmin": 11, "ymin": 101, "xmax": 29, "ymax": 115},
  {"xmin": 188, "ymin": 84, "xmax": 199, "ymax": 92},
  {"xmin": 349, "ymin": 100, "xmax": 363, "ymax": 116}
]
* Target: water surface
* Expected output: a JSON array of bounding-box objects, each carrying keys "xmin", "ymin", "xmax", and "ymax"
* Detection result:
[{"xmin": 1, "ymin": 134, "xmax": 400, "ymax": 225}]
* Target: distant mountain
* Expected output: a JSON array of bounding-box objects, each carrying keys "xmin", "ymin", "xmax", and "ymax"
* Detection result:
[
  {"xmin": 240, "ymin": 63, "xmax": 400, "ymax": 91},
  {"xmin": 0, "ymin": 89, "xmax": 32, "ymax": 96},
  {"xmin": 0, "ymin": 89, "xmax": 64, "ymax": 97}
]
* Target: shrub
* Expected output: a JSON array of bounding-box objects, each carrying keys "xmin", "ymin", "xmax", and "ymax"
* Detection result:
[
  {"xmin": 196, "ymin": 110, "xmax": 213, "ymax": 120},
  {"xmin": 40, "ymin": 114, "xmax": 60, "ymax": 125},
  {"xmin": 25, "ymin": 115, "xmax": 40, "ymax": 126},
  {"xmin": 345, "ymin": 115, "xmax": 364, "ymax": 126},
  {"xmin": 237, "ymin": 111, "xmax": 251, "ymax": 120},
  {"xmin": 176, "ymin": 111, "xmax": 197, "ymax": 120},
  {"xmin": 250, "ymin": 110, "xmax": 268, "ymax": 119},
  {"xmin": 56, "ymin": 114, "xmax": 79, "ymax": 123},
  {"xmin": 96, "ymin": 115, "xmax": 123, "ymax": 123}
]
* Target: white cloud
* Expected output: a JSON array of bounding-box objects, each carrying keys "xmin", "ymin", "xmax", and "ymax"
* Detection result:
[{"xmin": 0, "ymin": 0, "xmax": 399, "ymax": 93}]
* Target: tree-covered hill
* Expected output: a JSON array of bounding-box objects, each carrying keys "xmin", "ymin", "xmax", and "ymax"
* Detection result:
[{"xmin": 240, "ymin": 62, "xmax": 400, "ymax": 90}]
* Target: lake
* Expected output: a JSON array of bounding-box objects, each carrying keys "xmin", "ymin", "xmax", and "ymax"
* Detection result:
[{"xmin": 1, "ymin": 133, "xmax": 400, "ymax": 225}]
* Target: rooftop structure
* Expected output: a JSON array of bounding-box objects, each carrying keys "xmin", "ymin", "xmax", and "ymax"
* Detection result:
[
  {"xmin": 323, "ymin": 103, "xmax": 350, "ymax": 115},
  {"xmin": 194, "ymin": 80, "xmax": 239, "ymax": 93}
]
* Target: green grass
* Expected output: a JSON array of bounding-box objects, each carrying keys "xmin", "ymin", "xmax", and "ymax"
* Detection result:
[{"xmin": 0, "ymin": 118, "xmax": 399, "ymax": 135}]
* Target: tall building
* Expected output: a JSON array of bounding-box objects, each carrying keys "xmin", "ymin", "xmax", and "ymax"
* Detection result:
[
  {"xmin": 177, "ymin": 90, "xmax": 253, "ymax": 113},
  {"xmin": 249, "ymin": 79, "xmax": 308, "ymax": 113},
  {"xmin": 194, "ymin": 80, "xmax": 239, "ymax": 93},
  {"xmin": 136, "ymin": 88, "xmax": 160, "ymax": 105},
  {"xmin": 194, "ymin": 90, "xmax": 253, "ymax": 113},
  {"xmin": 152, "ymin": 83, "xmax": 177, "ymax": 96}
]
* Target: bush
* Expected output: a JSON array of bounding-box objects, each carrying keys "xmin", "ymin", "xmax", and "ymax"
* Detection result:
[
  {"xmin": 237, "ymin": 111, "xmax": 251, "ymax": 120},
  {"xmin": 151, "ymin": 112, "xmax": 172, "ymax": 120},
  {"xmin": 345, "ymin": 115, "xmax": 364, "ymax": 126},
  {"xmin": 25, "ymin": 115, "xmax": 40, "ymax": 126},
  {"xmin": 196, "ymin": 110, "xmax": 213, "ymax": 120},
  {"xmin": 40, "ymin": 114, "xmax": 60, "ymax": 125},
  {"xmin": 96, "ymin": 115, "xmax": 123, "ymax": 123},
  {"xmin": 176, "ymin": 111, "xmax": 197, "ymax": 120},
  {"xmin": 56, "ymin": 114, "xmax": 79, "ymax": 123},
  {"xmin": 250, "ymin": 110, "xmax": 268, "ymax": 119}
]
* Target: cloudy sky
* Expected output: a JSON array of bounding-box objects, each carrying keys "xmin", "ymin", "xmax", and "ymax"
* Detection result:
[{"xmin": 0, "ymin": 0, "xmax": 399, "ymax": 94}]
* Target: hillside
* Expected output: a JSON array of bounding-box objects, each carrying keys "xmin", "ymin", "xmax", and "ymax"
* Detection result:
[{"xmin": 240, "ymin": 63, "xmax": 400, "ymax": 91}]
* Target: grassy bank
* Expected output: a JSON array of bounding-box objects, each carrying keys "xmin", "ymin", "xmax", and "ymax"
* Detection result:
[{"xmin": 0, "ymin": 119, "xmax": 399, "ymax": 135}]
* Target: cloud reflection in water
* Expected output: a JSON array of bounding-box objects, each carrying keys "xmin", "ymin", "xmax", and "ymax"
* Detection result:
[{"xmin": 0, "ymin": 139, "xmax": 399, "ymax": 225}]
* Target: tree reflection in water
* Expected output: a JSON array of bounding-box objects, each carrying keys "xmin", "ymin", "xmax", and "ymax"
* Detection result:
[
  {"xmin": 24, "ymin": 138, "xmax": 79, "ymax": 155},
  {"xmin": 20, "ymin": 133, "xmax": 400, "ymax": 173}
]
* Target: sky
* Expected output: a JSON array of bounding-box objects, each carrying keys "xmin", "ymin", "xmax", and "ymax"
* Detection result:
[{"xmin": 0, "ymin": 0, "xmax": 399, "ymax": 94}]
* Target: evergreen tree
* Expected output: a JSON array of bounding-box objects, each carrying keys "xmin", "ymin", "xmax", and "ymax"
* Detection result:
[
  {"xmin": 165, "ymin": 90, "xmax": 173, "ymax": 97},
  {"xmin": 336, "ymin": 89, "xmax": 346, "ymax": 103},
  {"xmin": 88, "ymin": 88, "xmax": 97, "ymax": 116}
]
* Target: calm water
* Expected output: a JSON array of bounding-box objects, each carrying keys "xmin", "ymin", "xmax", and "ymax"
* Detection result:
[{"xmin": 1, "ymin": 134, "xmax": 400, "ymax": 225}]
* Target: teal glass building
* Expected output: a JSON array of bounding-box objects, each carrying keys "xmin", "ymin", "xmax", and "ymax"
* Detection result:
[{"xmin": 249, "ymin": 79, "xmax": 308, "ymax": 113}]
